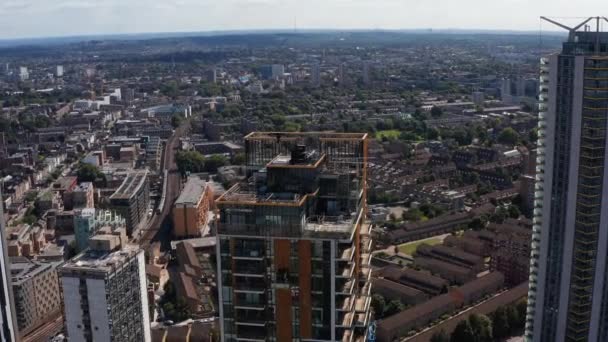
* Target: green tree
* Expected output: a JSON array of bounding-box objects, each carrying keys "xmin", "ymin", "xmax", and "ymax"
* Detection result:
[
  {"xmin": 452, "ymin": 129, "xmax": 473, "ymax": 146},
  {"xmin": 204, "ymin": 155, "xmax": 228, "ymax": 172},
  {"xmin": 506, "ymin": 304, "xmax": 522, "ymax": 330},
  {"xmin": 431, "ymin": 106, "xmax": 443, "ymax": 118},
  {"xmin": 232, "ymin": 153, "xmax": 246, "ymax": 165},
  {"xmin": 171, "ymin": 114, "xmax": 183, "ymax": 128},
  {"xmin": 77, "ymin": 163, "xmax": 105, "ymax": 184},
  {"xmin": 160, "ymin": 81, "xmax": 179, "ymax": 98},
  {"xmin": 468, "ymin": 217, "xmax": 487, "ymax": 231},
  {"xmin": 451, "ymin": 319, "xmax": 475, "ymax": 342},
  {"xmin": 516, "ymin": 300, "xmax": 528, "ymax": 327},
  {"xmin": 427, "ymin": 127, "xmax": 440, "ymax": 140},
  {"xmin": 528, "ymin": 128, "xmax": 538, "ymax": 143},
  {"xmin": 160, "ymin": 281, "xmax": 192, "ymax": 322},
  {"xmin": 469, "ymin": 313, "xmax": 493, "ymax": 342},
  {"xmin": 431, "ymin": 330, "xmax": 450, "ymax": 342},
  {"xmin": 507, "ymin": 205, "xmax": 521, "ymax": 219},
  {"xmin": 491, "ymin": 306, "xmax": 511, "ymax": 339},
  {"xmin": 175, "ymin": 150, "xmax": 205, "ymax": 175},
  {"xmin": 383, "ymin": 299, "xmax": 405, "ymax": 317},
  {"xmin": 370, "ymin": 294, "xmax": 385, "ymax": 318},
  {"xmin": 498, "ymin": 127, "xmax": 520, "ymax": 146},
  {"xmin": 402, "ymin": 208, "xmax": 424, "ymax": 222}
]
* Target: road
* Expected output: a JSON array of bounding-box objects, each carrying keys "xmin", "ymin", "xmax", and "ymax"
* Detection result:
[{"xmin": 137, "ymin": 123, "xmax": 188, "ymax": 250}]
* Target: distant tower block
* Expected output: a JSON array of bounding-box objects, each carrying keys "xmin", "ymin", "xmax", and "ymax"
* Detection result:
[{"xmin": 363, "ymin": 61, "xmax": 371, "ymax": 85}]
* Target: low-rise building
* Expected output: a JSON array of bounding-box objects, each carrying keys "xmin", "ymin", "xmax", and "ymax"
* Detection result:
[
  {"xmin": 413, "ymin": 256, "xmax": 476, "ymax": 285},
  {"xmin": 72, "ymin": 182, "xmax": 95, "ymax": 209},
  {"xmin": 372, "ymin": 278, "xmax": 428, "ymax": 306},
  {"xmin": 416, "ymin": 244, "xmax": 485, "ymax": 272},
  {"xmin": 490, "ymin": 221, "xmax": 532, "ymax": 286},
  {"xmin": 443, "ymin": 234, "xmax": 489, "ymax": 257},
  {"xmin": 374, "ymin": 266, "xmax": 449, "ymax": 296},
  {"xmin": 172, "ymin": 177, "xmax": 213, "ymax": 238},
  {"xmin": 376, "ymin": 272, "xmax": 505, "ymax": 342}
]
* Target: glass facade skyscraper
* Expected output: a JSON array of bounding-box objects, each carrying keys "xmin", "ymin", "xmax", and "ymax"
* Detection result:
[{"xmin": 526, "ymin": 18, "xmax": 608, "ymax": 342}]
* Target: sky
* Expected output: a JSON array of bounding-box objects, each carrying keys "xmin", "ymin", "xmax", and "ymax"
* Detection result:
[{"xmin": 0, "ymin": 0, "xmax": 604, "ymax": 39}]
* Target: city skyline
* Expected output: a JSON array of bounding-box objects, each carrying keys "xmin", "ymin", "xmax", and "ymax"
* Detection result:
[{"xmin": 0, "ymin": 0, "xmax": 603, "ymax": 40}]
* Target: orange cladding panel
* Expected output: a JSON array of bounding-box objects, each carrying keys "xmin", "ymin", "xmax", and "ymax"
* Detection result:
[
  {"xmin": 274, "ymin": 239, "xmax": 290, "ymax": 270},
  {"xmin": 276, "ymin": 288, "xmax": 293, "ymax": 341},
  {"xmin": 298, "ymin": 240, "xmax": 312, "ymax": 339}
]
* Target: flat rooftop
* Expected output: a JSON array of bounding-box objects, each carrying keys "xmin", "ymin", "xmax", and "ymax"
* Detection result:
[
  {"xmin": 11, "ymin": 258, "xmax": 61, "ymax": 286},
  {"xmin": 175, "ymin": 177, "xmax": 207, "ymax": 206},
  {"xmin": 218, "ymin": 183, "xmax": 305, "ymax": 205},
  {"xmin": 110, "ymin": 171, "xmax": 148, "ymax": 200},
  {"xmin": 60, "ymin": 244, "xmax": 140, "ymax": 276}
]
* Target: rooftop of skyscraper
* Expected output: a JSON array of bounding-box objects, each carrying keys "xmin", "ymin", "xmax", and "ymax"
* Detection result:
[{"xmin": 59, "ymin": 244, "xmax": 140, "ymax": 276}]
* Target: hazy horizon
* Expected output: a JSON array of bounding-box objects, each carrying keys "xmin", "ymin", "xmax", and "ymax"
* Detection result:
[{"xmin": 0, "ymin": 0, "xmax": 601, "ymax": 40}]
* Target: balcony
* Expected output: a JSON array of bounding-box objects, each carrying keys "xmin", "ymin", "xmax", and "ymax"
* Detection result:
[
  {"xmin": 354, "ymin": 311, "xmax": 371, "ymax": 328},
  {"xmin": 342, "ymin": 328, "xmax": 354, "ymax": 342},
  {"xmin": 337, "ymin": 312, "xmax": 355, "ymax": 328},
  {"xmin": 235, "ymin": 309, "xmax": 268, "ymax": 327},
  {"xmin": 235, "ymin": 325, "xmax": 267, "ymax": 341},
  {"xmin": 233, "ymin": 261, "xmax": 267, "ymax": 277},
  {"xmin": 338, "ymin": 263, "xmax": 355, "ymax": 278},
  {"xmin": 355, "ymin": 295, "xmax": 371, "ymax": 314},
  {"xmin": 338, "ymin": 295, "xmax": 356, "ymax": 312},
  {"xmin": 338, "ymin": 246, "xmax": 355, "ymax": 261},
  {"xmin": 233, "ymin": 279, "xmax": 267, "ymax": 293},
  {"xmin": 337, "ymin": 279, "xmax": 355, "ymax": 295},
  {"xmin": 305, "ymin": 214, "xmax": 358, "ymax": 237}
]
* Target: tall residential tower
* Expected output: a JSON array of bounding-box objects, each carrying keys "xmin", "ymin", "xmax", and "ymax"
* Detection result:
[
  {"xmin": 0, "ymin": 190, "xmax": 18, "ymax": 341},
  {"xmin": 526, "ymin": 17, "xmax": 608, "ymax": 342},
  {"xmin": 216, "ymin": 132, "xmax": 372, "ymax": 341}
]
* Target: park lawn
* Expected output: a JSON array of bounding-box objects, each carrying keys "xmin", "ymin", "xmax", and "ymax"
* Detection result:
[
  {"xmin": 398, "ymin": 237, "xmax": 442, "ymax": 255},
  {"xmin": 375, "ymin": 130, "xmax": 401, "ymax": 140}
]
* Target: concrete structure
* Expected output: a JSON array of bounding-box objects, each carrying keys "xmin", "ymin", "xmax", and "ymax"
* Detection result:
[
  {"xmin": 72, "ymin": 182, "xmax": 94, "ymax": 209},
  {"xmin": 10, "ymin": 258, "xmax": 62, "ymax": 338},
  {"xmin": 173, "ymin": 177, "xmax": 213, "ymax": 238},
  {"xmin": 472, "ymin": 91, "xmax": 485, "ymax": 106},
  {"xmin": 73, "ymin": 208, "xmax": 127, "ymax": 252},
  {"xmin": 56, "ymin": 65, "xmax": 64, "ymax": 77},
  {"xmin": 311, "ymin": 62, "xmax": 320, "ymax": 87},
  {"xmin": 19, "ymin": 66, "xmax": 28, "ymax": 81},
  {"xmin": 0, "ymin": 189, "xmax": 19, "ymax": 341},
  {"xmin": 59, "ymin": 241, "xmax": 151, "ymax": 342},
  {"xmin": 216, "ymin": 132, "xmax": 372, "ymax": 341},
  {"xmin": 260, "ymin": 64, "xmax": 284, "ymax": 80},
  {"xmin": 109, "ymin": 171, "xmax": 149, "ymax": 235},
  {"xmin": 526, "ymin": 19, "xmax": 608, "ymax": 342},
  {"xmin": 491, "ymin": 221, "xmax": 531, "ymax": 286}
]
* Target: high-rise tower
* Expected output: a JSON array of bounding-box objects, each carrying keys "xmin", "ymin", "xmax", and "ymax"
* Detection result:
[
  {"xmin": 215, "ymin": 132, "xmax": 372, "ymax": 341},
  {"xmin": 526, "ymin": 17, "xmax": 608, "ymax": 342},
  {"xmin": 0, "ymin": 190, "xmax": 18, "ymax": 341}
]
